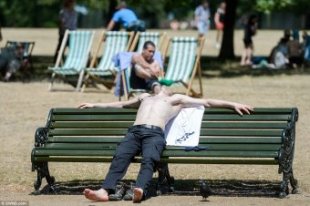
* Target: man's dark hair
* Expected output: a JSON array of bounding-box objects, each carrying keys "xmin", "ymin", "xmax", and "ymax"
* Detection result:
[{"xmin": 143, "ymin": 41, "xmax": 156, "ymax": 50}]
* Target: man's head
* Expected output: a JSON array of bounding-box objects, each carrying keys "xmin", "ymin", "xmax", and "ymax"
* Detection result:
[
  {"xmin": 116, "ymin": 0, "xmax": 127, "ymax": 9},
  {"xmin": 64, "ymin": 0, "xmax": 75, "ymax": 9},
  {"xmin": 202, "ymin": 0, "xmax": 209, "ymax": 8},
  {"xmin": 220, "ymin": 2, "xmax": 226, "ymax": 10},
  {"xmin": 142, "ymin": 41, "xmax": 156, "ymax": 62}
]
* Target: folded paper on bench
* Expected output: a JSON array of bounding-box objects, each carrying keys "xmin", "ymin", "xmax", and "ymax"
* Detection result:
[{"xmin": 165, "ymin": 106, "xmax": 205, "ymax": 147}]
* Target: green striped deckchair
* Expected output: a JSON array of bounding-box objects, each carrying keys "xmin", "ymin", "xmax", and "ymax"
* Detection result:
[
  {"xmin": 49, "ymin": 30, "xmax": 95, "ymax": 91},
  {"xmin": 163, "ymin": 36, "xmax": 205, "ymax": 97},
  {"xmin": 121, "ymin": 65, "xmax": 147, "ymax": 100},
  {"xmin": 121, "ymin": 32, "xmax": 166, "ymax": 100},
  {"xmin": 82, "ymin": 31, "xmax": 134, "ymax": 92}
]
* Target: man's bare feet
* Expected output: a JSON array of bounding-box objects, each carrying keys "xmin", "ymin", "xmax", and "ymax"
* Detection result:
[
  {"xmin": 83, "ymin": 188, "xmax": 109, "ymax": 202},
  {"xmin": 133, "ymin": 187, "xmax": 143, "ymax": 203}
]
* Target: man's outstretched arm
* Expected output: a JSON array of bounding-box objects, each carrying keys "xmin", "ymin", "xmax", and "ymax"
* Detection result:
[
  {"xmin": 172, "ymin": 94, "xmax": 253, "ymax": 115},
  {"xmin": 78, "ymin": 93, "xmax": 149, "ymax": 109},
  {"xmin": 203, "ymin": 98, "xmax": 253, "ymax": 115}
]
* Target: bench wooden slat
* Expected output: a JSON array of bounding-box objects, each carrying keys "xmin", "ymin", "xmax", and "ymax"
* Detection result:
[
  {"xmin": 51, "ymin": 107, "xmax": 294, "ymax": 114},
  {"xmin": 49, "ymin": 129, "xmax": 127, "ymax": 136},
  {"xmin": 44, "ymin": 143, "xmax": 281, "ymax": 151},
  {"xmin": 49, "ymin": 128, "xmax": 284, "ymax": 137},
  {"xmin": 33, "ymin": 149, "xmax": 278, "ymax": 158},
  {"xmin": 201, "ymin": 122, "xmax": 288, "ymax": 129},
  {"xmin": 52, "ymin": 115, "xmax": 137, "ymax": 121},
  {"xmin": 162, "ymin": 150, "xmax": 278, "ymax": 158},
  {"xmin": 52, "ymin": 121, "xmax": 134, "ymax": 128},
  {"xmin": 52, "ymin": 108, "xmax": 138, "ymax": 114},
  {"xmin": 47, "ymin": 136, "xmax": 282, "ymax": 143},
  {"xmin": 202, "ymin": 114, "xmax": 290, "ymax": 121},
  {"xmin": 51, "ymin": 121, "xmax": 288, "ymax": 129},
  {"xmin": 33, "ymin": 156, "xmax": 278, "ymax": 165},
  {"xmin": 51, "ymin": 114, "xmax": 291, "ymax": 121}
]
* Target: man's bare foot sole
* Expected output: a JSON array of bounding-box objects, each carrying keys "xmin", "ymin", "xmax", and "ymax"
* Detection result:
[
  {"xmin": 83, "ymin": 188, "xmax": 109, "ymax": 202},
  {"xmin": 133, "ymin": 188, "xmax": 143, "ymax": 203}
]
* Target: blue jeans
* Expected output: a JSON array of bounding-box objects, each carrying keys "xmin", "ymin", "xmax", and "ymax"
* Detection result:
[{"xmin": 102, "ymin": 125, "xmax": 166, "ymax": 194}]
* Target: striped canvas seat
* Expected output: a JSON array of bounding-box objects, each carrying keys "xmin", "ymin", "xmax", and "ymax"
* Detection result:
[
  {"xmin": 49, "ymin": 30, "xmax": 95, "ymax": 91},
  {"xmin": 163, "ymin": 37, "xmax": 205, "ymax": 97},
  {"xmin": 131, "ymin": 32, "xmax": 164, "ymax": 53},
  {"xmin": 82, "ymin": 31, "xmax": 134, "ymax": 92}
]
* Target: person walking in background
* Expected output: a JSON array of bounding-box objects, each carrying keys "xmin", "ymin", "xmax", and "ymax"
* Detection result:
[
  {"xmin": 53, "ymin": 0, "xmax": 77, "ymax": 63},
  {"xmin": 194, "ymin": 0, "xmax": 211, "ymax": 38},
  {"xmin": 214, "ymin": 2, "xmax": 226, "ymax": 49},
  {"xmin": 106, "ymin": 0, "xmax": 145, "ymax": 32},
  {"xmin": 240, "ymin": 14, "xmax": 258, "ymax": 66},
  {"xmin": 301, "ymin": 30, "xmax": 310, "ymax": 64},
  {"xmin": 287, "ymin": 30, "xmax": 303, "ymax": 68}
]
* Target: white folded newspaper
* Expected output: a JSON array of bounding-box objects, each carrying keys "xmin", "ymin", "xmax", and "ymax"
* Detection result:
[{"xmin": 165, "ymin": 106, "xmax": 205, "ymax": 147}]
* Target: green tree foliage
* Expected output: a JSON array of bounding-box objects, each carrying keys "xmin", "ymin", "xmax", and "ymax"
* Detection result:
[
  {"xmin": 255, "ymin": 0, "xmax": 293, "ymax": 13},
  {"xmin": 0, "ymin": 0, "xmax": 108, "ymax": 27},
  {"xmin": 0, "ymin": 0, "xmax": 309, "ymax": 27}
]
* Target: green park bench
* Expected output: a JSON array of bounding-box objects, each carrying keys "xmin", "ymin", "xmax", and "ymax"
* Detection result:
[{"xmin": 31, "ymin": 107, "xmax": 299, "ymax": 197}]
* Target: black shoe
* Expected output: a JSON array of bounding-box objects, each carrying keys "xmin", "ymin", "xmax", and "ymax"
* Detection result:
[
  {"xmin": 123, "ymin": 182, "xmax": 135, "ymax": 201},
  {"xmin": 108, "ymin": 183, "xmax": 126, "ymax": 201}
]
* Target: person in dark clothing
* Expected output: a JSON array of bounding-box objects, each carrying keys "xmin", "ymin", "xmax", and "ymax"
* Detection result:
[
  {"xmin": 214, "ymin": 2, "xmax": 226, "ymax": 49},
  {"xmin": 287, "ymin": 30, "xmax": 303, "ymax": 68},
  {"xmin": 53, "ymin": 0, "xmax": 77, "ymax": 63},
  {"xmin": 240, "ymin": 14, "xmax": 258, "ymax": 66},
  {"xmin": 130, "ymin": 41, "xmax": 162, "ymax": 94}
]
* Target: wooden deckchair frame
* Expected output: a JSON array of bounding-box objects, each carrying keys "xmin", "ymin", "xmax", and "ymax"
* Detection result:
[
  {"xmin": 164, "ymin": 36, "xmax": 205, "ymax": 97},
  {"xmin": 128, "ymin": 31, "xmax": 167, "ymax": 54},
  {"xmin": 49, "ymin": 30, "xmax": 95, "ymax": 92}
]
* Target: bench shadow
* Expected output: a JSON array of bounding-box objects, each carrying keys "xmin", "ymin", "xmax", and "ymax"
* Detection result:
[{"xmin": 35, "ymin": 179, "xmax": 281, "ymax": 198}]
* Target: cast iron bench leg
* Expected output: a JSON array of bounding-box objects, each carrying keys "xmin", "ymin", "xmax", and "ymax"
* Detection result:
[
  {"xmin": 156, "ymin": 162, "xmax": 174, "ymax": 195},
  {"xmin": 33, "ymin": 162, "xmax": 55, "ymax": 194},
  {"xmin": 279, "ymin": 126, "xmax": 298, "ymax": 198}
]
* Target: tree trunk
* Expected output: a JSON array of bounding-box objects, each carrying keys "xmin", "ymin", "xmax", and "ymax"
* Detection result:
[
  {"xmin": 219, "ymin": 0, "xmax": 238, "ymax": 59},
  {"xmin": 107, "ymin": 0, "xmax": 117, "ymax": 24}
]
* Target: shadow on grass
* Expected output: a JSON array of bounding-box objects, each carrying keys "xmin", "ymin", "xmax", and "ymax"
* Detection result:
[
  {"xmin": 35, "ymin": 179, "xmax": 281, "ymax": 198},
  {"xmin": 5, "ymin": 55, "xmax": 310, "ymax": 83},
  {"xmin": 201, "ymin": 55, "xmax": 310, "ymax": 77},
  {"xmin": 201, "ymin": 58, "xmax": 310, "ymax": 78}
]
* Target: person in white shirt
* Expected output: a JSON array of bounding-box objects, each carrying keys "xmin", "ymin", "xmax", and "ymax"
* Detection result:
[{"xmin": 195, "ymin": 0, "xmax": 211, "ymax": 38}]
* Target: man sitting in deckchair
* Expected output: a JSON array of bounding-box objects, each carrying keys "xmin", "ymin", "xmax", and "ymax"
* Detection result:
[
  {"xmin": 79, "ymin": 86, "xmax": 253, "ymax": 203},
  {"xmin": 130, "ymin": 41, "xmax": 163, "ymax": 94}
]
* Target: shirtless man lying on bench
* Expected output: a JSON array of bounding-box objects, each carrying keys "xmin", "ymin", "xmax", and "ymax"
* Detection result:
[{"xmin": 79, "ymin": 86, "xmax": 253, "ymax": 203}]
